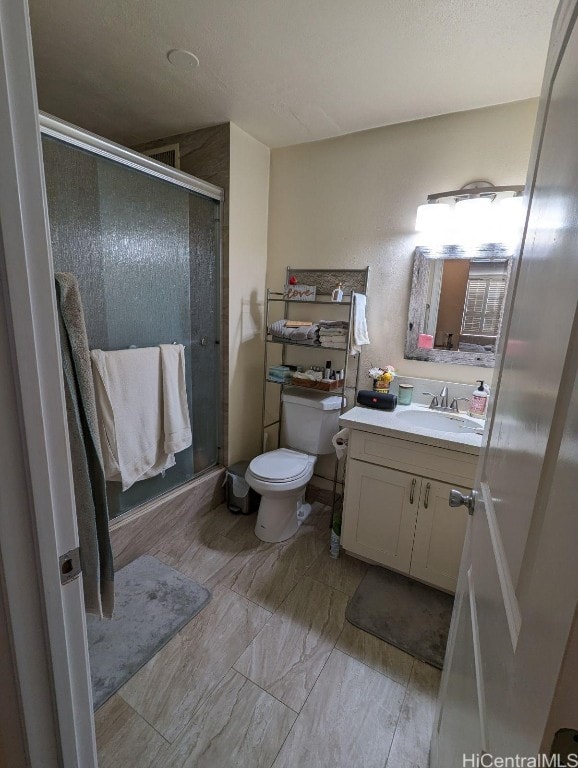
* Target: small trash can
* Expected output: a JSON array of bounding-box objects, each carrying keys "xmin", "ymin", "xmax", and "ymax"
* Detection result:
[{"xmin": 225, "ymin": 460, "xmax": 260, "ymax": 515}]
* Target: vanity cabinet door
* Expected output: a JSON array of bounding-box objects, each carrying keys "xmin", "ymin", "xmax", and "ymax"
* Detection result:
[
  {"xmin": 342, "ymin": 459, "xmax": 420, "ymax": 572},
  {"xmin": 410, "ymin": 479, "xmax": 469, "ymax": 592}
]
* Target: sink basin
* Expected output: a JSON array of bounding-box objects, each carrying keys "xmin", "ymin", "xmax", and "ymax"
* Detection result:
[{"xmin": 395, "ymin": 409, "xmax": 483, "ymax": 434}]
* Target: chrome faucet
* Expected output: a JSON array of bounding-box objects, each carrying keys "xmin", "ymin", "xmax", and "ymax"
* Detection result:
[
  {"xmin": 423, "ymin": 391, "xmax": 439, "ymax": 408},
  {"xmin": 423, "ymin": 386, "xmax": 448, "ymax": 410},
  {"xmin": 423, "ymin": 387, "xmax": 469, "ymax": 413},
  {"xmin": 439, "ymin": 386, "xmax": 449, "ymax": 409},
  {"xmin": 449, "ymin": 397, "xmax": 470, "ymax": 413}
]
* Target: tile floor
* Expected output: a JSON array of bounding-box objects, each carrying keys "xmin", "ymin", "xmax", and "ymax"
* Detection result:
[{"xmin": 95, "ymin": 502, "xmax": 441, "ymax": 768}]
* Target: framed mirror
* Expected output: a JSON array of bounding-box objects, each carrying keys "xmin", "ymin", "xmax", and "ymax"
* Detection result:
[{"xmin": 405, "ymin": 244, "xmax": 514, "ymax": 368}]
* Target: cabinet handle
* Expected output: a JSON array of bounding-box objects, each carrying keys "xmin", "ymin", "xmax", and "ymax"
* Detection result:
[
  {"xmin": 410, "ymin": 477, "xmax": 416, "ymax": 504},
  {"xmin": 424, "ymin": 482, "xmax": 431, "ymax": 508}
]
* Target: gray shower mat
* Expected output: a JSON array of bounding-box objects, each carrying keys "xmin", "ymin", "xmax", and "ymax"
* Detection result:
[
  {"xmin": 86, "ymin": 555, "xmax": 210, "ymax": 710},
  {"xmin": 346, "ymin": 565, "xmax": 454, "ymax": 669}
]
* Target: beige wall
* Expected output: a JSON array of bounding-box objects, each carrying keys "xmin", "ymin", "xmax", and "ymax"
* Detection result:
[
  {"xmin": 228, "ymin": 123, "xmax": 271, "ymax": 463},
  {"xmin": 267, "ymin": 99, "xmax": 538, "ymax": 389}
]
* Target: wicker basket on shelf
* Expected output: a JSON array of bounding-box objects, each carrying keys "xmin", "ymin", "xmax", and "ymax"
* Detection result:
[{"xmin": 290, "ymin": 376, "xmax": 344, "ymax": 391}]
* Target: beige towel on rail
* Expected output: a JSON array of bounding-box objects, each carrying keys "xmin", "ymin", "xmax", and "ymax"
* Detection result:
[
  {"xmin": 91, "ymin": 347, "xmax": 175, "ymax": 491},
  {"xmin": 91, "ymin": 345, "xmax": 192, "ymax": 491},
  {"xmin": 160, "ymin": 344, "xmax": 192, "ymax": 455}
]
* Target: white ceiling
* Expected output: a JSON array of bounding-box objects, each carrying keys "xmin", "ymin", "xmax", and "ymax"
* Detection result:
[{"xmin": 29, "ymin": 0, "xmax": 557, "ymax": 149}]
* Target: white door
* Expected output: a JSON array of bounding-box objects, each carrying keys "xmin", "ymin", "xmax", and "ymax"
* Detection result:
[
  {"xmin": 0, "ymin": 0, "xmax": 96, "ymax": 765},
  {"xmin": 433, "ymin": 0, "xmax": 578, "ymax": 761}
]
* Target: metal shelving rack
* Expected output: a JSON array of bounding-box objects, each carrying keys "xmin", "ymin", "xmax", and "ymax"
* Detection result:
[{"xmin": 261, "ymin": 266, "xmax": 370, "ymax": 518}]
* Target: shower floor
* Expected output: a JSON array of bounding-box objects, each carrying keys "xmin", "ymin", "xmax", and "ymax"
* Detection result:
[{"xmin": 95, "ymin": 501, "xmax": 440, "ymax": 768}]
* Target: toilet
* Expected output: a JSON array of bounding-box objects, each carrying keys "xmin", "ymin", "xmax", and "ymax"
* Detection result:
[{"xmin": 246, "ymin": 387, "xmax": 343, "ymax": 543}]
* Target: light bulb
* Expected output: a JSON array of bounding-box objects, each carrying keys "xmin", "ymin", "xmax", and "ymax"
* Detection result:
[
  {"xmin": 497, "ymin": 196, "xmax": 525, "ymax": 230},
  {"xmin": 454, "ymin": 197, "xmax": 492, "ymax": 234},
  {"xmin": 415, "ymin": 203, "xmax": 451, "ymax": 233}
]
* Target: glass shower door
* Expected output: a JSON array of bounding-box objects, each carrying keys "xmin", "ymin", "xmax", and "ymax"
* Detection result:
[
  {"xmin": 188, "ymin": 193, "xmax": 221, "ymax": 474},
  {"xmin": 42, "ymin": 135, "xmax": 220, "ymax": 519}
]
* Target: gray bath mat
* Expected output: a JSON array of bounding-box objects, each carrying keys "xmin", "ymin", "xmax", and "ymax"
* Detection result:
[
  {"xmin": 346, "ymin": 565, "xmax": 453, "ymax": 669},
  {"xmin": 86, "ymin": 555, "xmax": 210, "ymax": 709}
]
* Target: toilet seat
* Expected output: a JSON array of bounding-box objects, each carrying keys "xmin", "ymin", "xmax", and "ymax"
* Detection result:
[{"xmin": 248, "ymin": 448, "xmax": 311, "ymax": 483}]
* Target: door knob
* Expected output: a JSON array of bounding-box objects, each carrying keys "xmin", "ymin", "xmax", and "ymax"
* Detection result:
[{"xmin": 449, "ymin": 489, "xmax": 476, "ymax": 515}]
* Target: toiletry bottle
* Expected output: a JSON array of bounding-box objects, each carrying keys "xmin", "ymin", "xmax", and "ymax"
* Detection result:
[
  {"xmin": 324, "ymin": 360, "xmax": 332, "ymax": 379},
  {"xmin": 469, "ymin": 380, "xmax": 489, "ymax": 418},
  {"xmin": 331, "ymin": 283, "xmax": 343, "ymax": 302},
  {"xmin": 330, "ymin": 512, "xmax": 341, "ymax": 558}
]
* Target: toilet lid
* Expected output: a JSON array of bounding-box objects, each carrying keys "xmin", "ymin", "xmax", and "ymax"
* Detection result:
[{"xmin": 249, "ymin": 449, "xmax": 311, "ymax": 482}]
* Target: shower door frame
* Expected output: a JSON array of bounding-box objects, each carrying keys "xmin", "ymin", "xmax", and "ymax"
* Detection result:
[
  {"xmin": 40, "ymin": 113, "xmax": 226, "ymax": 514},
  {"xmin": 40, "ymin": 113, "xmax": 224, "ymax": 203}
]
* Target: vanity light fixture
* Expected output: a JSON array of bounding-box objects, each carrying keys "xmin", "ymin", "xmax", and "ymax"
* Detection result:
[{"xmin": 415, "ymin": 180, "xmax": 525, "ymax": 244}]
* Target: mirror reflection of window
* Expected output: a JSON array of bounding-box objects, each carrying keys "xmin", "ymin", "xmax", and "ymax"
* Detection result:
[
  {"xmin": 461, "ymin": 260, "xmax": 507, "ymax": 342},
  {"xmin": 433, "ymin": 259, "xmax": 507, "ymax": 353}
]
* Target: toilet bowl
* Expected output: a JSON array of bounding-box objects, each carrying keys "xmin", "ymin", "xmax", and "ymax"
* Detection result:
[
  {"xmin": 246, "ymin": 448, "xmax": 316, "ymax": 543},
  {"xmin": 246, "ymin": 387, "xmax": 343, "ymax": 543}
]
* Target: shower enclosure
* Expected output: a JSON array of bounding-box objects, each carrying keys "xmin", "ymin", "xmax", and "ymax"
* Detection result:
[{"xmin": 40, "ymin": 116, "xmax": 222, "ymax": 520}]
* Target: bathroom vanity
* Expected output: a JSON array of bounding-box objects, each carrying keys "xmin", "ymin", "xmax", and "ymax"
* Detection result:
[{"xmin": 339, "ymin": 404, "xmax": 483, "ymax": 592}]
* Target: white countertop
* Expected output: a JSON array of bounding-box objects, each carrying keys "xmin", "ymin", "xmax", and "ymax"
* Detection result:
[{"xmin": 339, "ymin": 403, "xmax": 484, "ymax": 455}]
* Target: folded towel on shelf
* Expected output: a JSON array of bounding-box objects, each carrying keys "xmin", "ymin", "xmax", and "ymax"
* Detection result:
[
  {"xmin": 318, "ymin": 320, "xmax": 349, "ymax": 329},
  {"xmin": 269, "ymin": 319, "xmax": 319, "ymax": 342},
  {"xmin": 160, "ymin": 344, "xmax": 192, "ymax": 455},
  {"xmin": 352, "ymin": 293, "xmax": 370, "ymax": 355},
  {"xmin": 319, "ymin": 328, "xmax": 349, "ymax": 337},
  {"xmin": 268, "ymin": 365, "xmax": 293, "ymax": 383},
  {"xmin": 283, "ymin": 338, "xmax": 317, "ymax": 346},
  {"xmin": 320, "ymin": 338, "xmax": 348, "ymax": 348}
]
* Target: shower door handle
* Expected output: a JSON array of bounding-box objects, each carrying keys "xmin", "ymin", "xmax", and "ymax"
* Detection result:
[{"xmin": 192, "ymin": 336, "xmax": 219, "ymax": 347}]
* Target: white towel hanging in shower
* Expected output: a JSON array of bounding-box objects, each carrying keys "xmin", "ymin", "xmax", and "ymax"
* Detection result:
[
  {"xmin": 91, "ymin": 347, "xmax": 178, "ymax": 491},
  {"xmin": 159, "ymin": 343, "xmax": 192, "ymax": 455}
]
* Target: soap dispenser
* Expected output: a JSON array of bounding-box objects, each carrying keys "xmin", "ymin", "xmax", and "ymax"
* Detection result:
[{"xmin": 469, "ymin": 380, "xmax": 489, "ymax": 418}]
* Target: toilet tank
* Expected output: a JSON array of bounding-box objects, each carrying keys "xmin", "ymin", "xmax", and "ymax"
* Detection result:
[{"xmin": 281, "ymin": 387, "xmax": 344, "ymax": 455}]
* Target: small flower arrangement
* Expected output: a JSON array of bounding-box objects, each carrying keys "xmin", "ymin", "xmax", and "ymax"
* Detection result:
[{"xmin": 368, "ymin": 365, "xmax": 395, "ymax": 391}]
